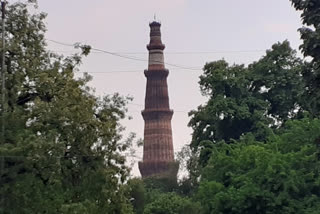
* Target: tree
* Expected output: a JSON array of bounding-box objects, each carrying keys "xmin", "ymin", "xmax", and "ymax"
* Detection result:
[
  {"xmin": 143, "ymin": 192, "xmax": 202, "ymax": 214},
  {"xmin": 188, "ymin": 41, "xmax": 303, "ymax": 151},
  {"xmin": 290, "ymin": 0, "xmax": 320, "ymax": 117},
  {"xmin": 127, "ymin": 178, "xmax": 146, "ymax": 214},
  {"xmin": 176, "ymin": 145, "xmax": 201, "ymax": 195},
  {"xmin": 290, "ymin": 0, "xmax": 320, "ymax": 61},
  {"xmin": 0, "ymin": 1, "xmax": 133, "ymax": 213},
  {"xmin": 196, "ymin": 118, "xmax": 320, "ymax": 214},
  {"xmin": 188, "ymin": 60, "xmax": 269, "ymax": 148},
  {"xmin": 249, "ymin": 41, "xmax": 304, "ymax": 122}
]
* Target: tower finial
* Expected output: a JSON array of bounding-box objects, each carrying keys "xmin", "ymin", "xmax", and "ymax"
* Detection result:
[{"xmin": 154, "ymin": 13, "xmax": 156, "ymax": 21}]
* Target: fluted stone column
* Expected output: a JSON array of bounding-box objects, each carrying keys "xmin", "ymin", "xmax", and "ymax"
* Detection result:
[{"xmin": 138, "ymin": 21, "xmax": 179, "ymax": 178}]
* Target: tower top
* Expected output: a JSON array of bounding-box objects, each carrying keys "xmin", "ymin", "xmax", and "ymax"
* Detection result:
[
  {"xmin": 149, "ymin": 21, "xmax": 161, "ymax": 27},
  {"xmin": 147, "ymin": 20, "xmax": 165, "ymax": 51}
]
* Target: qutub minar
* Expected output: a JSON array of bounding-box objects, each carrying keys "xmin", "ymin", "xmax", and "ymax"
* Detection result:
[{"xmin": 138, "ymin": 21, "xmax": 179, "ymax": 178}]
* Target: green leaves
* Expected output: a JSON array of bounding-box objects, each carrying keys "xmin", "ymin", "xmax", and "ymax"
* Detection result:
[
  {"xmin": 289, "ymin": 0, "xmax": 320, "ymax": 117},
  {"xmin": 291, "ymin": 0, "xmax": 320, "ymax": 27},
  {"xmin": 0, "ymin": 2, "xmax": 134, "ymax": 213},
  {"xmin": 195, "ymin": 118, "xmax": 320, "ymax": 214},
  {"xmin": 189, "ymin": 41, "xmax": 304, "ymax": 151},
  {"xmin": 143, "ymin": 192, "xmax": 202, "ymax": 214},
  {"xmin": 189, "ymin": 37, "xmax": 320, "ymax": 213},
  {"xmin": 189, "ymin": 60, "xmax": 263, "ymax": 146},
  {"xmin": 250, "ymin": 41, "xmax": 304, "ymax": 121}
]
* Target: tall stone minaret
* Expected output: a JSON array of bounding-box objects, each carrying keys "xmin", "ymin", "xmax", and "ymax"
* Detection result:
[{"xmin": 138, "ymin": 21, "xmax": 179, "ymax": 178}]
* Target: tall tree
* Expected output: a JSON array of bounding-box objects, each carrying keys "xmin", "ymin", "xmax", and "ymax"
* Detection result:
[
  {"xmin": 290, "ymin": 0, "xmax": 320, "ymax": 117},
  {"xmin": 0, "ymin": 1, "xmax": 133, "ymax": 213},
  {"xmin": 249, "ymin": 41, "xmax": 304, "ymax": 122},
  {"xmin": 188, "ymin": 41, "xmax": 303, "ymax": 152},
  {"xmin": 188, "ymin": 60, "xmax": 269, "ymax": 147}
]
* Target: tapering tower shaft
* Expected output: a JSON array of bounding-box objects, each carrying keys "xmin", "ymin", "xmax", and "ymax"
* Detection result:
[{"xmin": 139, "ymin": 22, "xmax": 178, "ymax": 178}]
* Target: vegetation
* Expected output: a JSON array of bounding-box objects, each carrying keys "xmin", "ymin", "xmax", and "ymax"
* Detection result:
[
  {"xmin": 197, "ymin": 119, "xmax": 320, "ymax": 213},
  {"xmin": 1, "ymin": 1, "xmax": 133, "ymax": 213},
  {"xmin": 1, "ymin": 0, "xmax": 320, "ymax": 213},
  {"xmin": 189, "ymin": 41, "xmax": 304, "ymax": 149}
]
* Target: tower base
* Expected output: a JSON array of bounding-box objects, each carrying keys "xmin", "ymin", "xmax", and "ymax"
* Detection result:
[{"xmin": 138, "ymin": 161, "xmax": 179, "ymax": 179}]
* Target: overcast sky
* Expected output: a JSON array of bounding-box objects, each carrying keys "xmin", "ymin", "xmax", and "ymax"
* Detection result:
[{"xmin": 35, "ymin": 0, "xmax": 302, "ymax": 176}]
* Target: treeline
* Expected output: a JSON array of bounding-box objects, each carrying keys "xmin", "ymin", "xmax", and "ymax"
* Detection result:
[
  {"xmin": 127, "ymin": 0, "xmax": 320, "ymax": 213},
  {"xmin": 0, "ymin": 1, "xmax": 133, "ymax": 213},
  {"xmin": 1, "ymin": 0, "xmax": 320, "ymax": 214}
]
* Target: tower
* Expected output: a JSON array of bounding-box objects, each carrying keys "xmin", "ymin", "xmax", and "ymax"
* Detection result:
[{"xmin": 138, "ymin": 21, "xmax": 178, "ymax": 178}]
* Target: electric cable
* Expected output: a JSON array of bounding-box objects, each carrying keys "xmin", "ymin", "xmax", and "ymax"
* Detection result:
[{"xmin": 47, "ymin": 39, "xmax": 202, "ymax": 71}]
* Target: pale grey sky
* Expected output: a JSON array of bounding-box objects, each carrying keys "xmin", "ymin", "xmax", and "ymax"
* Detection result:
[{"xmin": 36, "ymin": 0, "xmax": 302, "ymax": 176}]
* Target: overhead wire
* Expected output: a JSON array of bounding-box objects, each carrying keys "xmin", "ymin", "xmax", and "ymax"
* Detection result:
[
  {"xmin": 49, "ymin": 49, "xmax": 266, "ymax": 55},
  {"xmin": 75, "ymin": 68, "xmax": 193, "ymax": 74},
  {"xmin": 47, "ymin": 39, "xmax": 202, "ymax": 71},
  {"xmin": 46, "ymin": 39, "xmax": 267, "ymax": 74},
  {"xmin": 79, "ymin": 70, "xmax": 142, "ymax": 74}
]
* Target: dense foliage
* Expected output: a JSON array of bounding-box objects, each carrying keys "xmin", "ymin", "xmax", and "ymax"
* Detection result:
[
  {"xmin": 0, "ymin": 2, "xmax": 133, "ymax": 213},
  {"xmin": 290, "ymin": 0, "xmax": 320, "ymax": 117},
  {"xmin": 189, "ymin": 41, "xmax": 304, "ymax": 149},
  {"xmin": 143, "ymin": 192, "xmax": 201, "ymax": 214},
  {"xmin": 180, "ymin": 1, "xmax": 320, "ymax": 213},
  {"xmin": 197, "ymin": 119, "xmax": 320, "ymax": 213},
  {"xmin": 2, "ymin": 0, "xmax": 320, "ymax": 213},
  {"xmin": 127, "ymin": 178, "xmax": 202, "ymax": 214}
]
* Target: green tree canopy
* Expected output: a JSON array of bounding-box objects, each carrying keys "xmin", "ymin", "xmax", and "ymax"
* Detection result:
[
  {"xmin": 0, "ymin": 2, "xmax": 134, "ymax": 213},
  {"xmin": 143, "ymin": 192, "xmax": 202, "ymax": 214},
  {"xmin": 290, "ymin": 0, "xmax": 320, "ymax": 117},
  {"xmin": 196, "ymin": 118, "xmax": 320, "ymax": 214},
  {"xmin": 189, "ymin": 41, "xmax": 303, "ymax": 151}
]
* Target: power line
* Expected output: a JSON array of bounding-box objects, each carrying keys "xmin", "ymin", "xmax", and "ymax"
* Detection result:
[
  {"xmin": 74, "ymin": 67, "xmax": 197, "ymax": 74},
  {"xmin": 51, "ymin": 50, "xmax": 265, "ymax": 54},
  {"xmin": 91, "ymin": 47, "xmax": 202, "ymax": 71},
  {"xmin": 79, "ymin": 70, "xmax": 141, "ymax": 74},
  {"xmin": 47, "ymin": 39, "xmax": 267, "ymax": 74},
  {"xmin": 49, "ymin": 49, "xmax": 265, "ymax": 55},
  {"xmin": 47, "ymin": 39, "xmax": 74, "ymax": 47},
  {"xmin": 47, "ymin": 39, "xmax": 202, "ymax": 71}
]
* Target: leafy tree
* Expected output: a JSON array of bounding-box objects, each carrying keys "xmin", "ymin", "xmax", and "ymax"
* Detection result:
[
  {"xmin": 290, "ymin": 0, "xmax": 320, "ymax": 61},
  {"xmin": 249, "ymin": 41, "xmax": 304, "ymax": 122},
  {"xmin": 127, "ymin": 175, "xmax": 203, "ymax": 213},
  {"xmin": 127, "ymin": 178, "xmax": 146, "ymax": 214},
  {"xmin": 196, "ymin": 118, "xmax": 320, "ymax": 214},
  {"xmin": 290, "ymin": 0, "xmax": 320, "ymax": 117},
  {"xmin": 187, "ymin": 3, "xmax": 320, "ymax": 213},
  {"xmin": 0, "ymin": 1, "xmax": 133, "ymax": 213},
  {"xmin": 189, "ymin": 41, "xmax": 303, "ymax": 151},
  {"xmin": 189, "ymin": 60, "xmax": 269, "ymax": 147},
  {"xmin": 143, "ymin": 192, "xmax": 202, "ymax": 214},
  {"xmin": 176, "ymin": 145, "xmax": 201, "ymax": 195}
]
